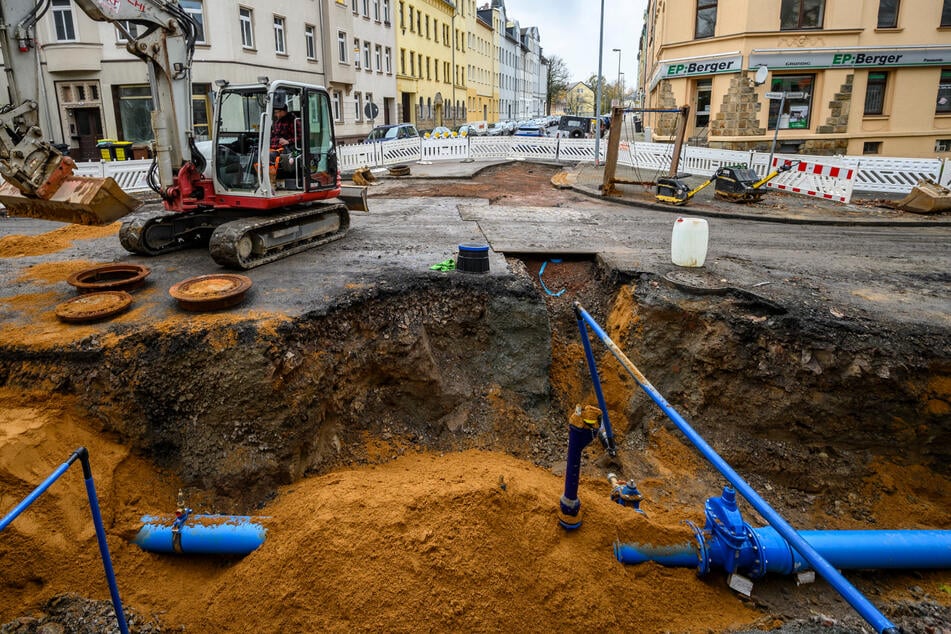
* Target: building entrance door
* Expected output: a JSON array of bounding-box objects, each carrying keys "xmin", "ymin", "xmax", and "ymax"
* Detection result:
[{"xmin": 72, "ymin": 107, "xmax": 103, "ymax": 161}]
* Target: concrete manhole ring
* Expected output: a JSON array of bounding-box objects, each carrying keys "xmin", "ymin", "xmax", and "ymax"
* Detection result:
[
  {"xmin": 169, "ymin": 274, "xmax": 252, "ymax": 311},
  {"xmin": 663, "ymin": 270, "xmax": 730, "ymax": 295},
  {"xmin": 388, "ymin": 164, "xmax": 411, "ymax": 177},
  {"xmin": 67, "ymin": 263, "xmax": 151, "ymax": 293},
  {"xmin": 55, "ymin": 290, "xmax": 133, "ymax": 323}
]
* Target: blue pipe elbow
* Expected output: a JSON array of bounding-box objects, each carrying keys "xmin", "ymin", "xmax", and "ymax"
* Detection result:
[{"xmin": 133, "ymin": 514, "xmax": 267, "ymax": 556}]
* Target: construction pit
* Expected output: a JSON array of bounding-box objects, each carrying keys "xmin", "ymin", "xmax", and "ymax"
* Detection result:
[{"xmin": 0, "ymin": 162, "xmax": 949, "ymax": 633}]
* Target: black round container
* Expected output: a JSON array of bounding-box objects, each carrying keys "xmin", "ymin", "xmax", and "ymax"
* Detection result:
[{"xmin": 456, "ymin": 243, "xmax": 490, "ymax": 273}]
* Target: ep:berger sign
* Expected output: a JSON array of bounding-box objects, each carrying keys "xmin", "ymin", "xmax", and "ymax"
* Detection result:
[
  {"xmin": 833, "ymin": 52, "xmax": 903, "ymax": 66},
  {"xmin": 663, "ymin": 55, "xmax": 742, "ymax": 78}
]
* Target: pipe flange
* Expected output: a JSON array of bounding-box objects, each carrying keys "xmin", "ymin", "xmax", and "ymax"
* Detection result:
[{"xmin": 684, "ymin": 519, "xmax": 710, "ymax": 576}]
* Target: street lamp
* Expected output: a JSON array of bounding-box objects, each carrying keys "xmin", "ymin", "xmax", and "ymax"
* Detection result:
[{"xmin": 612, "ymin": 48, "xmax": 621, "ymax": 106}]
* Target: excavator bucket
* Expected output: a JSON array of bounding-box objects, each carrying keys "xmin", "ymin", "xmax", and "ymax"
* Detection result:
[
  {"xmin": 894, "ymin": 179, "xmax": 951, "ymax": 214},
  {"xmin": 0, "ymin": 176, "xmax": 141, "ymax": 225}
]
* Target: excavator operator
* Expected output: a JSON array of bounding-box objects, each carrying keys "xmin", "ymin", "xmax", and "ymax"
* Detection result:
[{"xmin": 270, "ymin": 104, "xmax": 296, "ymax": 149}]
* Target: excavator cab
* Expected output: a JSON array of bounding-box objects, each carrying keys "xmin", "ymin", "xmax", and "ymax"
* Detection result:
[{"xmin": 213, "ymin": 81, "xmax": 338, "ymax": 198}]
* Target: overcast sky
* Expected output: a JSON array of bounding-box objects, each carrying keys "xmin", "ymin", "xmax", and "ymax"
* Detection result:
[{"xmin": 501, "ymin": 0, "xmax": 648, "ymax": 90}]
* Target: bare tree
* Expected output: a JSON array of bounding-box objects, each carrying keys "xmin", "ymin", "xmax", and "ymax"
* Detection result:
[{"xmin": 546, "ymin": 56, "xmax": 570, "ymax": 115}]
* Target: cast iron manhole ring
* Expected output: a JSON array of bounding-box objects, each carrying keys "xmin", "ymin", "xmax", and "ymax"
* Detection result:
[
  {"xmin": 169, "ymin": 274, "xmax": 252, "ymax": 312},
  {"xmin": 663, "ymin": 270, "xmax": 731, "ymax": 295},
  {"xmin": 55, "ymin": 290, "xmax": 133, "ymax": 323},
  {"xmin": 67, "ymin": 263, "xmax": 151, "ymax": 293}
]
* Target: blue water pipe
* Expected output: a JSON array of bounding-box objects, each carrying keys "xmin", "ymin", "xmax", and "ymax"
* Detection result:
[
  {"xmin": 539, "ymin": 259, "xmax": 566, "ymax": 297},
  {"xmin": 0, "ymin": 447, "xmax": 129, "ymax": 634},
  {"xmin": 133, "ymin": 510, "xmax": 267, "ymax": 555},
  {"xmin": 558, "ymin": 404, "xmax": 602, "ymax": 530},
  {"xmin": 616, "ymin": 486, "xmax": 951, "ymax": 577},
  {"xmin": 573, "ymin": 304, "xmax": 617, "ymax": 456},
  {"xmin": 572, "ymin": 302, "xmax": 899, "ymax": 634}
]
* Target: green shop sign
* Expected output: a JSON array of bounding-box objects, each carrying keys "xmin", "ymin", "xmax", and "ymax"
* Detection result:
[{"xmin": 750, "ymin": 47, "xmax": 951, "ymax": 70}]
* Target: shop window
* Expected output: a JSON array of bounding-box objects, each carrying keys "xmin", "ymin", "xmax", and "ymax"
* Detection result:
[
  {"xmin": 864, "ymin": 72, "xmax": 887, "ymax": 115},
  {"xmin": 768, "ymin": 75, "xmax": 814, "ymax": 129},
  {"xmin": 115, "ymin": 84, "xmax": 211, "ymax": 143},
  {"xmin": 695, "ymin": 1, "xmax": 717, "ymax": 39},
  {"xmin": 937, "ymin": 70, "xmax": 951, "ymax": 114},
  {"xmin": 780, "ymin": 0, "xmax": 824, "ymax": 30},
  {"xmin": 863, "ymin": 141, "xmax": 882, "ymax": 154},
  {"xmin": 877, "ymin": 0, "xmax": 899, "ymax": 28},
  {"xmin": 695, "ymin": 78, "xmax": 712, "ymax": 128}
]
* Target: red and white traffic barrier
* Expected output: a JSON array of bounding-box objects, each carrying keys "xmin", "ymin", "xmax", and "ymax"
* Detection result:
[{"xmin": 766, "ymin": 157, "xmax": 856, "ymax": 204}]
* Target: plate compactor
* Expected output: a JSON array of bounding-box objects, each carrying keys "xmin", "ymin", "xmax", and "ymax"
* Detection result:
[{"xmin": 656, "ymin": 161, "xmax": 798, "ymax": 206}]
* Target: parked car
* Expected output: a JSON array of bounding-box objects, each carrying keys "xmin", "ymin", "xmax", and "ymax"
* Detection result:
[
  {"xmin": 554, "ymin": 115, "xmax": 594, "ymax": 139},
  {"xmin": 487, "ymin": 122, "xmax": 507, "ymax": 136},
  {"xmin": 425, "ymin": 126, "xmax": 453, "ymax": 138},
  {"xmin": 514, "ymin": 124, "xmax": 547, "ymax": 137},
  {"xmin": 365, "ymin": 123, "xmax": 419, "ymax": 143}
]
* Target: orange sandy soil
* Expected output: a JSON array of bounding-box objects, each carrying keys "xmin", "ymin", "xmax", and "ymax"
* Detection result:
[{"xmin": 0, "ymin": 386, "xmax": 767, "ymax": 633}]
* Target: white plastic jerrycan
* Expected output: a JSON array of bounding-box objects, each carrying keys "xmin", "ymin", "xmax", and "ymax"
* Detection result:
[{"xmin": 671, "ymin": 217, "xmax": 709, "ymax": 267}]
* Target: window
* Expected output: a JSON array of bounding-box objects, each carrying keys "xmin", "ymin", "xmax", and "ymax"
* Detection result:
[
  {"xmin": 944, "ymin": 0, "xmax": 951, "ymax": 27},
  {"xmin": 115, "ymin": 20, "xmax": 140, "ymax": 42},
  {"xmin": 695, "ymin": 1, "xmax": 717, "ymax": 39},
  {"xmin": 354, "ymin": 38, "xmax": 361, "ymax": 68},
  {"xmin": 116, "ymin": 83, "xmax": 211, "ymax": 143},
  {"xmin": 305, "ymin": 25, "xmax": 317, "ymax": 60},
  {"xmin": 768, "ymin": 74, "xmax": 815, "ymax": 129},
  {"xmin": 385, "ymin": 47, "xmax": 392, "ymax": 74},
  {"xmin": 363, "ymin": 42, "xmax": 371, "ymax": 70},
  {"xmin": 375, "ymin": 45, "xmax": 383, "ymax": 71},
  {"xmin": 373, "ymin": 0, "xmax": 380, "ymax": 20},
  {"xmin": 51, "ymin": 0, "xmax": 76, "ymax": 41},
  {"xmin": 935, "ymin": 139, "xmax": 951, "ymax": 152},
  {"xmin": 239, "ymin": 7, "xmax": 254, "ymax": 49},
  {"xmin": 863, "ymin": 141, "xmax": 882, "ymax": 154},
  {"xmin": 354, "ymin": 92, "xmax": 363, "ymax": 122},
  {"xmin": 351, "ymin": 0, "xmax": 358, "ymax": 12},
  {"xmin": 338, "ymin": 31, "xmax": 348, "ymax": 63},
  {"xmin": 695, "ymin": 78, "xmax": 712, "ymax": 127},
  {"xmin": 780, "ymin": 0, "xmax": 824, "ymax": 30},
  {"xmin": 937, "ymin": 70, "xmax": 951, "ymax": 113},
  {"xmin": 181, "ymin": 0, "xmax": 206, "ymax": 43},
  {"xmin": 332, "ymin": 91, "xmax": 342, "ymax": 121},
  {"xmin": 864, "ymin": 72, "xmax": 887, "ymax": 115},
  {"xmin": 877, "ymin": 0, "xmax": 899, "ymax": 27},
  {"xmin": 383, "ymin": 0, "xmax": 391, "ymax": 24},
  {"xmin": 273, "ymin": 16, "xmax": 286, "ymax": 55},
  {"xmin": 363, "ymin": 0, "xmax": 370, "ymax": 17}
]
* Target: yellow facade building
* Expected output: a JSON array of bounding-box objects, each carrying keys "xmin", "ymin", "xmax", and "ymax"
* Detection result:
[
  {"xmin": 639, "ymin": 0, "xmax": 951, "ymax": 158},
  {"xmin": 466, "ymin": 4, "xmax": 497, "ymax": 122},
  {"xmin": 395, "ymin": 0, "xmax": 468, "ymax": 129}
]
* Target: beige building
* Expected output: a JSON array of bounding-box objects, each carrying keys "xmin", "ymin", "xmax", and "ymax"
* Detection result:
[
  {"xmin": 555, "ymin": 81, "xmax": 595, "ymax": 116},
  {"xmin": 638, "ymin": 0, "xmax": 951, "ymax": 158}
]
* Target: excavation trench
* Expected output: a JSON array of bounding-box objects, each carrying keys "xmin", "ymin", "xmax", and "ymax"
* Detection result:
[
  {"xmin": 0, "ymin": 255, "xmax": 948, "ymax": 633},
  {"xmin": 1, "ymin": 161, "xmax": 949, "ymax": 632}
]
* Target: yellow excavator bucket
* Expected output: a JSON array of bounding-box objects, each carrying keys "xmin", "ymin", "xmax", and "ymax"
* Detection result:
[{"xmin": 0, "ymin": 176, "xmax": 142, "ymax": 225}]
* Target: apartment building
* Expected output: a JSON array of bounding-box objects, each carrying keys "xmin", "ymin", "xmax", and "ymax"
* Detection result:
[
  {"xmin": 321, "ymin": 0, "xmax": 398, "ymax": 143},
  {"xmin": 639, "ymin": 0, "xmax": 951, "ymax": 158},
  {"xmin": 0, "ymin": 0, "xmax": 548, "ymax": 159},
  {"xmin": 395, "ymin": 0, "xmax": 467, "ymax": 130}
]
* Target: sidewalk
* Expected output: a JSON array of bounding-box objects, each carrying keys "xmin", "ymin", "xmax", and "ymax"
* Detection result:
[{"xmin": 365, "ymin": 159, "xmax": 951, "ymax": 227}]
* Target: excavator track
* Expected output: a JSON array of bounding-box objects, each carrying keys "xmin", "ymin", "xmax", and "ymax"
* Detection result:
[
  {"xmin": 119, "ymin": 210, "xmax": 222, "ymax": 256},
  {"xmin": 208, "ymin": 202, "xmax": 350, "ymax": 269}
]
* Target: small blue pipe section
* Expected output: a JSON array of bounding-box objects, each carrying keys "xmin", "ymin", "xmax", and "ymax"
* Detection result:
[
  {"xmin": 0, "ymin": 448, "xmax": 129, "ymax": 634},
  {"xmin": 573, "ymin": 305, "xmax": 617, "ymax": 455},
  {"xmin": 573, "ymin": 303, "xmax": 898, "ymax": 634},
  {"xmin": 133, "ymin": 514, "xmax": 267, "ymax": 555},
  {"xmin": 559, "ymin": 417, "xmax": 599, "ymax": 530}
]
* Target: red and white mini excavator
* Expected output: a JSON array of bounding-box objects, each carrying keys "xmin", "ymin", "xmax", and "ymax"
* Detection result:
[{"xmin": 0, "ymin": 0, "xmax": 354, "ymax": 269}]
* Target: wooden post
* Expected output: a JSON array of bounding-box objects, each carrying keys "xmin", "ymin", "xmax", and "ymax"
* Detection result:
[
  {"xmin": 600, "ymin": 106, "xmax": 625, "ymax": 196},
  {"xmin": 668, "ymin": 105, "xmax": 690, "ymax": 177}
]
